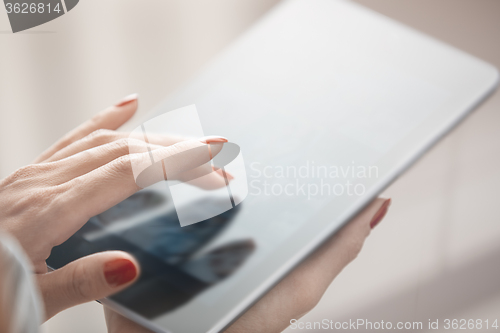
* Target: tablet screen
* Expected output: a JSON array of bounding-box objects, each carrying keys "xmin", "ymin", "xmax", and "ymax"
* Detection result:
[
  {"xmin": 47, "ymin": 0, "xmax": 497, "ymax": 331},
  {"xmin": 47, "ymin": 65, "xmax": 447, "ymax": 324}
]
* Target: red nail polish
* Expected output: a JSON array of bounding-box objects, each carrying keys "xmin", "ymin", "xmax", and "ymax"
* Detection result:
[
  {"xmin": 370, "ymin": 198, "xmax": 391, "ymax": 229},
  {"xmin": 199, "ymin": 135, "xmax": 228, "ymax": 144},
  {"xmin": 104, "ymin": 258, "xmax": 137, "ymax": 287},
  {"xmin": 115, "ymin": 93, "xmax": 138, "ymax": 107}
]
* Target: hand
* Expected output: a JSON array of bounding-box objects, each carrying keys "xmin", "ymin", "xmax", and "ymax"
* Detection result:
[
  {"xmin": 103, "ymin": 197, "xmax": 391, "ymax": 333},
  {"xmin": 0, "ymin": 94, "xmax": 229, "ymax": 320}
]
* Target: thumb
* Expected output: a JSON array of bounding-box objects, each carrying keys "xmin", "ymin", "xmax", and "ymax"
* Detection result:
[{"xmin": 37, "ymin": 251, "xmax": 140, "ymax": 320}]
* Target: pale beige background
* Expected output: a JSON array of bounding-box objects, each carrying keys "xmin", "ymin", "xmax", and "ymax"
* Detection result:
[{"xmin": 0, "ymin": 1, "xmax": 499, "ymax": 332}]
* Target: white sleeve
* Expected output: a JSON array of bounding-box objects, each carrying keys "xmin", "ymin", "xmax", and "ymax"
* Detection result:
[{"xmin": 0, "ymin": 232, "xmax": 43, "ymax": 333}]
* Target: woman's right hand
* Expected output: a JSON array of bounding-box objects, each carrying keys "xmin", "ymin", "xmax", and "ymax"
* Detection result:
[
  {"xmin": 0, "ymin": 94, "xmax": 229, "ymax": 320},
  {"xmin": 103, "ymin": 197, "xmax": 391, "ymax": 333}
]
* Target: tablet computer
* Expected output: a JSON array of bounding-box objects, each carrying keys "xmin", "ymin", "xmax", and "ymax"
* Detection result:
[{"xmin": 47, "ymin": 0, "xmax": 498, "ymax": 332}]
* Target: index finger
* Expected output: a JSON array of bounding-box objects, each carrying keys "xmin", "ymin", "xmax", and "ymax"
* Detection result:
[{"xmin": 57, "ymin": 138, "xmax": 226, "ymax": 238}]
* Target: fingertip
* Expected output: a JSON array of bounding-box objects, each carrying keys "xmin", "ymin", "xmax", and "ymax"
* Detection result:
[
  {"xmin": 114, "ymin": 93, "xmax": 139, "ymax": 107},
  {"xmin": 207, "ymin": 142, "xmax": 225, "ymax": 159},
  {"xmin": 103, "ymin": 251, "xmax": 140, "ymax": 287},
  {"xmin": 199, "ymin": 135, "xmax": 228, "ymax": 144},
  {"xmin": 370, "ymin": 198, "xmax": 391, "ymax": 229},
  {"xmin": 91, "ymin": 95, "xmax": 139, "ymax": 131},
  {"xmin": 104, "ymin": 259, "xmax": 138, "ymax": 287}
]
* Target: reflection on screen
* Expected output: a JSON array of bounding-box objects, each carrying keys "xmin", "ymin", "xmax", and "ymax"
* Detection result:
[{"xmin": 47, "ymin": 190, "xmax": 255, "ymax": 318}]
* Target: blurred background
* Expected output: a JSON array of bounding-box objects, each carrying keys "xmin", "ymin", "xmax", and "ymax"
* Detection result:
[{"xmin": 0, "ymin": 0, "xmax": 499, "ymax": 332}]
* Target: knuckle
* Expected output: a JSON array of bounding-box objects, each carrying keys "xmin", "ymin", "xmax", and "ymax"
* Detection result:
[
  {"xmin": 4, "ymin": 165, "xmax": 37, "ymax": 184},
  {"xmin": 296, "ymin": 282, "xmax": 322, "ymax": 314},
  {"xmin": 70, "ymin": 261, "xmax": 94, "ymax": 300},
  {"xmin": 165, "ymin": 140, "xmax": 194, "ymax": 158},
  {"xmin": 127, "ymin": 138, "xmax": 149, "ymax": 152},
  {"xmin": 302, "ymin": 293, "xmax": 321, "ymax": 314},
  {"xmin": 1, "ymin": 165, "xmax": 62, "ymax": 215},
  {"xmin": 86, "ymin": 129, "xmax": 116, "ymax": 146},
  {"xmin": 90, "ymin": 111, "xmax": 105, "ymax": 125},
  {"xmin": 110, "ymin": 155, "xmax": 133, "ymax": 175},
  {"xmin": 157, "ymin": 144, "xmax": 182, "ymax": 161},
  {"xmin": 89, "ymin": 128, "xmax": 112, "ymax": 138},
  {"xmin": 110, "ymin": 138, "xmax": 130, "ymax": 154},
  {"xmin": 288, "ymin": 273, "xmax": 322, "ymax": 315},
  {"xmin": 343, "ymin": 235, "xmax": 365, "ymax": 262},
  {"xmin": 174, "ymin": 140, "xmax": 197, "ymax": 152},
  {"xmin": 1, "ymin": 164, "xmax": 54, "ymax": 194}
]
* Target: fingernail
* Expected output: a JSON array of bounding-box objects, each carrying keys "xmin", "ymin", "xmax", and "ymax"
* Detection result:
[
  {"xmin": 115, "ymin": 93, "xmax": 138, "ymax": 107},
  {"xmin": 199, "ymin": 135, "xmax": 228, "ymax": 144},
  {"xmin": 104, "ymin": 258, "xmax": 137, "ymax": 287},
  {"xmin": 370, "ymin": 198, "xmax": 391, "ymax": 229}
]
